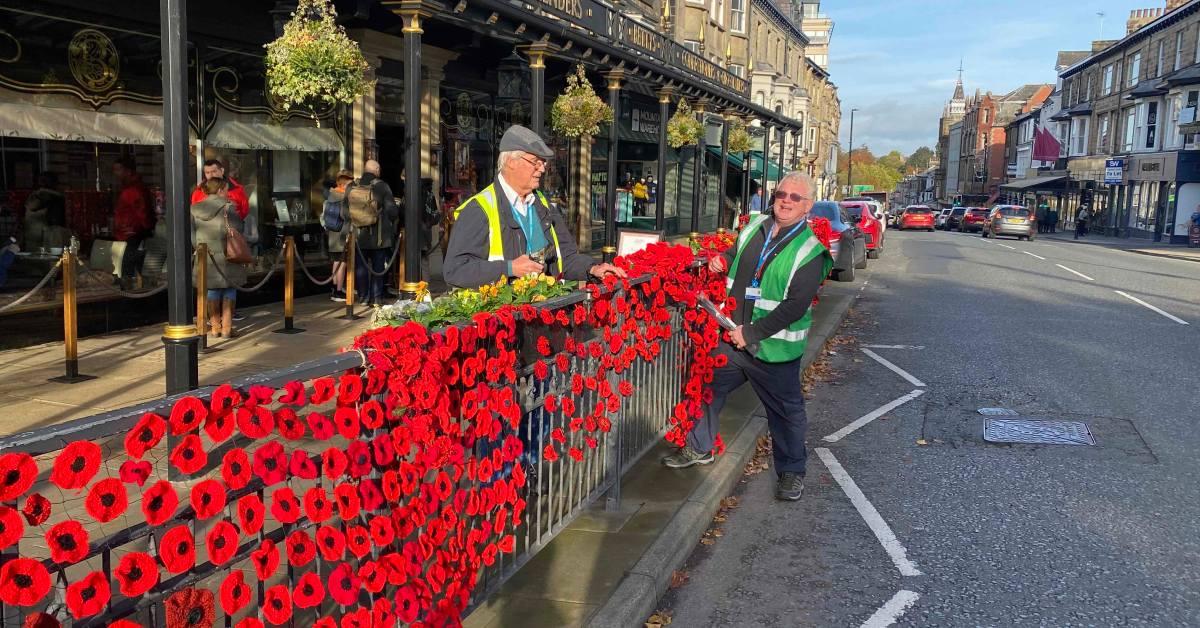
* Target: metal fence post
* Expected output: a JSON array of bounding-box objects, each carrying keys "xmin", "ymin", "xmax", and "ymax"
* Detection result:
[{"xmin": 274, "ymin": 236, "xmax": 304, "ymax": 334}]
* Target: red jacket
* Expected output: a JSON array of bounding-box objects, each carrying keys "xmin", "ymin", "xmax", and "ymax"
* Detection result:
[
  {"xmin": 114, "ymin": 174, "xmax": 155, "ymax": 241},
  {"xmin": 191, "ymin": 177, "xmax": 249, "ymax": 219}
]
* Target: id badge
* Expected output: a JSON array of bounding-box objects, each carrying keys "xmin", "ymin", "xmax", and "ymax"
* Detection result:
[{"xmin": 744, "ymin": 287, "xmax": 762, "ymax": 301}]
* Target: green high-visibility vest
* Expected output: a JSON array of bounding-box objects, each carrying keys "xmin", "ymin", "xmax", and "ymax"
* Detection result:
[
  {"xmin": 453, "ymin": 184, "xmax": 564, "ymax": 275},
  {"xmin": 727, "ymin": 214, "xmax": 833, "ymax": 363}
]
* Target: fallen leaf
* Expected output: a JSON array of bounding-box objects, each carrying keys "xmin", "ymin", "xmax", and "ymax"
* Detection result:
[
  {"xmin": 669, "ymin": 570, "xmax": 689, "ymax": 589},
  {"xmin": 722, "ymin": 496, "xmax": 740, "ymax": 509},
  {"xmin": 699, "ymin": 538, "xmax": 715, "ymax": 546},
  {"xmin": 713, "ymin": 514, "xmax": 728, "ymax": 523},
  {"xmin": 646, "ymin": 611, "xmax": 673, "ymax": 627},
  {"xmin": 710, "ymin": 529, "xmax": 724, "ymax": 538},
  {"xmin": 916, "ymin": 439, "xmax": 928, "ymax": 446}
]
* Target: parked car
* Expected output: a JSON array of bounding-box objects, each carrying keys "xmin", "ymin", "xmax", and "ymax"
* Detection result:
[
  {"xmin": 840, "ymin": 201, "xmax": 885, "ymax": 259},
  {"xmin": 900, "ymin": 205, "xmax": 936, "ymax": 231},
  {"xmin": 945, "ymin": 207, "xmax": 968, "ymax": 231},
  {"xmin": 864, "ymin": 200, "xmax": 888, "ymax": 233},
  {"xmin": 935, "ymin": 208, "xmax": 953, "ymax": 229},
  {"xmin": 982, "ymin": 205, "xmax": 1036, "ymax": 240},
  {"xmin": 959, "ymin": 207, "xmax": 989, "ymax": 233},
  {"xmin": 811, "ymin": 201, "xmax": 868, "ymax": 281}
]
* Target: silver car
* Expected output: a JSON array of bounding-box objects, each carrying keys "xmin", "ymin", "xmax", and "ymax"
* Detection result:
[{"xmin": 982, "ymin": 205, "xmax": 1036, "ymax": 240}]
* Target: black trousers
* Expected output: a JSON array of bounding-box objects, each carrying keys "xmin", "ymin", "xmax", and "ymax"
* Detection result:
[
  {"xmin": 355, "ymin": 247, "xmax": 390, "ymax": 301},
  {"xmin": 687, "ymin": 341, "xmax": 810, "ymax": 475}
]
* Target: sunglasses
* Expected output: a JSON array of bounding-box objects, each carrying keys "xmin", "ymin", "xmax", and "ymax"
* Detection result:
[{"xmin": 773, "ymin": 191, "xmax": 812, "ymax": 202}]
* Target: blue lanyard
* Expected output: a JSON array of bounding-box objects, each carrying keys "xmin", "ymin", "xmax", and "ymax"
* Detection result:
[{"xmin": 751, "ymin": 221, "xmax": 805, "ymax": 288}]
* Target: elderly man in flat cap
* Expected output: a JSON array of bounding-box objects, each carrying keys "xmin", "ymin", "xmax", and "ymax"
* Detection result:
[{"xmin": 444, "ymin": 125, "xmax": 625, "ymax": 289}]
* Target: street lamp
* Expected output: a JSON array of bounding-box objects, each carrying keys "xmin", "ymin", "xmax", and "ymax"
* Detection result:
[{"xmin": 846, "ymin": 108, "xmax": 858, "ymax": 198}]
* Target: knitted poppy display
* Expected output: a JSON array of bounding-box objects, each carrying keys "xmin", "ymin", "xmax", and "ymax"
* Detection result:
[
  {"xmin": 0, "ymin": 557, "xmax": 51, "ymax": 606},
  {"xmin": 262, "ymin": 584, "xmax": 292, "ymax": 625},
  {"xmin": 0, "ymin": 506, "xmax": 22, "ymax": 550},
  {"xmin": 276, "ymin": 407, "xmax": 306, "ymax": 440},
  {"xmin": 360, "ymin": 399, "xmax": 386, "ymax": 429},
  {"xmin": 288, "ymin": 449, "xmax": 318, "ymax": 480},
  {"xmin": 358, "ymin": 478, "xmax": 384, "ymax": 512},
  {"xmin": 250, "ymin": 538, "xmax": 280, "ymax": 581},
  {"xmin": 124, "ymin": 412, "xmax": 166, "ymax": 459},
  {"xmin": 202, "ymin": 407, "xmax": 235, "ymax": 443},
  {"xmin": 303, "ymin": 486, "xmax": 333, "ymax": 523},
  {"xmin": 236, "ymin": 405, "xmax": 274, "ymax": 440},
  {"xmin": 142, "ymin": 480, "xmax": 180, "ymax": 526},
  {"xmin": 221, "ymin": 448, "xmax": 252, "ymax": 491},
  {"xmin": 327, "ymin": 562, "xmax": 361, "ymax": 606},
  {"xmin": 46, "ymin": 519, "xmax": 89, "ymax": 564},
  {"xmin": 334, "ymin": 483, "xmax": 361, "ymax": 520},
  {"xmin": 279, "ymin": 380, "xmax": 307, "ymax": 406},
  {"xmin": 115, "ymin": 551, "xmax": 159, "ymax": 597},
  {"xmin": 84, "ymin": 477, "xmax": 128, "ymax": 523},
  {"xmin": 306, "ymin": 412, "xmax": 336, "ymax": 440},
  {"xmin": 187, "ymin": 482, "xmax": 225, "ymax": 523},
  {"xmin": 345, "ymin": 441, "xmax": 371, "ymax": 478},
  {"xmin": 164, "ymin": 587, "xmax": 215, "ymax": 628},
  {"xmin": 50, "ymin": 441, "xmax": 101, "ymax": 490},
  {"xmin": 110, "ymin": 621, "xmax": 143, "ymax": 628},
  {"xmin": 236, "ymin": 493, "xmax": 265, "ymax": 536},
  {"xmin": 118, "ymin": 459, "xmax": 153, "ymax": 487},
  {"xmin": 209, "ymin": 383, "xmax": 241, "ymax": 418},
  {"xmin": 322, "ymin": 447, "xmax": 348, "ymax": 480},
  {"xmin": 159, "ymin": 524, "xmax": 196, "ymax": 573},
  {"xmin": 236, "ymin": 618, "xmax": 265, "ymax": 628},
  {"xmin": 251, "ymin": 442, "xmax": 287, "ymax": 486},
  {"xmin": 395, "ymin": 585, "xmax": 420, "ymax": 623},
  {"xmin": 65, "ymin": 570, "xmax": 110, "ymax": 619},
  {"xmin": 368, "ymin": 515, "xmax": 395, "ymax": 547},
  {"xmin": 169, "ymin": 396, "xmax": 208, "ymax": 435},
  {"xmin": 205, "ymin": 520, "xmax": 240, "ymax": 565},
  {"xmin": 334, "ymin": 407, "xmax": 360, "ymax": 440},
  {"xmin": 358, "ymin": 559, "xmax": 387, "ymax": 593},
  {"xmin": 269, "ymin": 487, "xmax": 301, "ymax": 525},
  {"xmin": 316, "ymin": 525, "xmax": 346, "ymax": 561},
  {"xmin": 21, "ymin": 612, "xmax": 59, "ymax": 628},
  {"xmin": 313, "ymin": 619, "xmax": 336, "ymax": 628},
  {"xmin": 219, "ymin": 569, "xmax": 252, "ymax": 615},
  {"xmin": 169, "ymin": 434, "xmax": 208, "ymax": 476},
  {"xmin": 293, "ymin": 572, "xmax": 326, "ymax": 609},
  {"xmin": 285, "ymin": 529, "xmax": 316, "ymax": 566}
]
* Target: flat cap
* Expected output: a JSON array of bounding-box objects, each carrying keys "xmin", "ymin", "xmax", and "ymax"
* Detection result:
[{"xmin": 499, "ymin": 125, "xmax": 554, "ymax": 159}]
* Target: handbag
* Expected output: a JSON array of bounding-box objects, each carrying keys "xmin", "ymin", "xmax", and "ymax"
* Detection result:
[{"xmin": 223, "ymin": 206, "xmax": 254, "ymax": 265}]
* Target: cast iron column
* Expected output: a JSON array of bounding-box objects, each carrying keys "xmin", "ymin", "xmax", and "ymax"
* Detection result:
[
  {"xmin": 655, "ymin": 86, "xmax": 674, "ymax": 231},
  {"xmin": 603, "ymin": 69, "xmax": 624, "ymax": 262},
  {"xmin": 741, "ymin": 125, "xmax": 753, "ymax": 217},
  {"xmin": 528, "ymin": 47, "xmax": 546, "ymax": 137},
  {"xmin": 759, "ymin": 124, "xmax": 772, "ymax": 209},
  {"xmin": 400, "ymin": 5, "xmax": 427, "ymax": 298},
  {"xmin": 775, "ymin": 123, "xmax": 786, "ymax": 191},
  {"xmin": 690, "ymin": 98, "xmax": 709, "ymax": 238},
  {"xmin": 159, "ymin": 0, "xmax": 198, "ymax": 394},
  {"xmin": 716, "ymin": 111, "xmax": 732, "ymax": 233}
]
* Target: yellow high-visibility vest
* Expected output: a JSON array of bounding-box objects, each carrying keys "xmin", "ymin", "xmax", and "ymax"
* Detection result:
[{"xmin": 453, "ymin": 183, "xmax": 564, "ymax": 275}]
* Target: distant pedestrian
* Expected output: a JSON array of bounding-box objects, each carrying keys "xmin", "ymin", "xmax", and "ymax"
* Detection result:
[
  {"xmin": 347, "ymin": 160, "xmax": 400, "ymax": 306},
  {"xmin": 748, "ymin": 184, "xmax": 764, "ymax": 214},
  {"xmin": 1075, "ymin": 206, "xmax": 1091, "ymax": 239},
  {"xmin": 112, "ymin": 157, "xmax": 156, "ymax": 289},
  {"xmin": 191, "ymin": 177, "xmax": 246, "ymax": 338},
  {"xmin": 1048, "ymin": 208, "xmax": 1059, "ymax": 233},
  {"xmin": 323, "ymin": 169, "xmax": 354, "ymax": 302},
  {"xmin": 1035, "ymin": 203, "xmax": 1048, "ymax": 233}
]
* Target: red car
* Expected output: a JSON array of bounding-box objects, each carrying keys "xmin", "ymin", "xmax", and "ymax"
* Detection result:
[
  {"xmin": 839, "ymin": 201, "xmax": 884, "ymax": 259},
  {"xmin": 900, "ymin": 205, "xmax": 935, "ymax": 231},
  {"xmin": 958, "ymin": 207, "xmax": 989, "ymax": 233}
]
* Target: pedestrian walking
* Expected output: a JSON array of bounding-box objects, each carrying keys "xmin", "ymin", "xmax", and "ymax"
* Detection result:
[
  {"xmin": 323, "ymin": 169, "xmax": 354, "ymax": 302},
  {"xmin": 1035, "ymin": 202, "xmax": 1048, "ymax": 233},
  {"xmin": 632, "ymin": 177, "xmax": 649, "ymax": 216},
  {"xmin": 112, "ymin": 157, "xmax": 156, "ymax": 289},
  {"xmin": 191, "ymin": 177, "xmax": 246, "ymax": 338},
  {"xmin": 443, "ymin": 124, "xmax": 626, "ymax": 289},
  {"xmin": 347, "ymin": 160, "xmax": 400, "ymax": 306},
  {"xmin": 1075, "ymin": 206, "xmax": 1091, "ymax": 240},
  {"xmin": 191, "ymin": 158, "xmax": 250, "ymax": 320},
  {"xmin": 748, "ymin": 183, "xmax": 764, "ymax": 215},
  {"xmin": 662, "ymin": 171, "xmax": 833, "ymax": 502},
  {"xmin": 1048, "ymin": 207, "xmax": 1059, "ymax": 233}
]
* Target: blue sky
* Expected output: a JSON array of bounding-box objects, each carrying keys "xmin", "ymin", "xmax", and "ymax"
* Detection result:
[{"xmin": 826, "ymin": 0, "xmax": 1157, "ymax": 157}]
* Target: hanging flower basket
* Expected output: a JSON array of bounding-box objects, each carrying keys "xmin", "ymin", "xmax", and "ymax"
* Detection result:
[
  {"xmin": 550, "ymin": 65, "xmax": 613, "ymax": 139},
  {"xmin": 667, "ymin": 99, "xmax": 704, "ymax": 148},
  {"xmin": 727, "ymin": 119, "xmax": 752, "ymax": 154},
  {"xmin": 265, "ymin": 0, "xmax": 372, "ymax": 110}
]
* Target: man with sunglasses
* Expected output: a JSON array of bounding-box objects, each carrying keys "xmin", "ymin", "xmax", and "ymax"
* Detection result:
[
  {"xmin": 445, "ymin": 125, "xmax": 626, "ymax": 289},
  {"xmin": 663, "ymin": 172, "xmax": 833, "ymax": 502}
]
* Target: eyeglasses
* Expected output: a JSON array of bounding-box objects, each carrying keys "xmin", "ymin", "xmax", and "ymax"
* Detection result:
[
  {"xmin": 773, "ymin": 191, "xmax": 812, "ymax": 203},
  {"xmin": 520, "ymin": 155, "xmax": 548, "ymax": 170}
]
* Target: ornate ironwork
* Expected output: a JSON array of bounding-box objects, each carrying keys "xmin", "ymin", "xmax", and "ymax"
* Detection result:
[{"xmin": 68, "ymin": 28, "xmax": 120, "ymax": 93}]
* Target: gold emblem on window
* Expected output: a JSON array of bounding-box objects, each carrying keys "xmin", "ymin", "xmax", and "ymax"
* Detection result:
[{"xmin": 68, "ymin": 29, "xmax": 120, "ymax": 93}]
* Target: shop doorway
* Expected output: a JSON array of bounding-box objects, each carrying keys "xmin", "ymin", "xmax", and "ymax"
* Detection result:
[{"xmin": 375, "ymin": 124, "xmax": 408, "ymax": 193}]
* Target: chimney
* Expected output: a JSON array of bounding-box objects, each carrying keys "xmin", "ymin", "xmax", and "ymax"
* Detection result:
[
  {"xmin": 1167, "ymin": 0, "xmax": 1188, "ymax": 12},
  {"xmin": 1092, "ymin": 39, "xmax": 1118, "ymax": 53},
  {"xmin": 1127, "ymin": 7, "xmax": 1164, "ymax": 35}
]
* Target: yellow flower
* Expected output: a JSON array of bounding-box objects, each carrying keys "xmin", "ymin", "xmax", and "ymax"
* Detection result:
[{"xmin": 532, "ymin": 294, "xmax": 547, "ymax": 302}]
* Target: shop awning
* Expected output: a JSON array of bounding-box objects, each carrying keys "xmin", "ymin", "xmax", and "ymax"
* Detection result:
[
  {"xmin": 707, "ymin": 146, "xmax": 746, "ymax": 170},
  {"xmin": 746, "ymin": 150, "xmax": 783, "ymax": 179},
  {"xmin": 207, "ymin": 118, "xmax": 343, "ymax": 151},
  {"xmin": 0, "ymin": 101, "xmax": 165, "ymax": 145},
  {"xmin": 999, "ymin": 175, "xmax": 1067, "ymax": 191}
]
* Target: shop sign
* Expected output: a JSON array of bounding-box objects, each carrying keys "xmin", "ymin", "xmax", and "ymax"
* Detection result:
[
  {"xmin": 1139, "ymin": 158, "xmax": 1165, "ymax": 174},
  {"xmin": 1104, "ymin": 159, "xmax": 1124, "ymax": 184},
  {"xmin": 631, "ymin": 108, "xmax": 660, "ymax": 135},
  {"xmin": 620, "ymin": 19, "xmax": 667, "ymax": 62},
  {"xmin": 530, "ymin": 0, "xmax": 609, "ymax": 35},
  {"xmin": 671, "ymin": 47, "xmax": 749, "ymax": 95}
]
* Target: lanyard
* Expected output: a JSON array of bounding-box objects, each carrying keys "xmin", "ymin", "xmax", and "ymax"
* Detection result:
[
  {"xmin": 751, "ymin": 221, "xmax": 805, "ymax": 288},
  {"xmin": 513, "ymin": 198, "xmax": 541, "ymax": 254}
]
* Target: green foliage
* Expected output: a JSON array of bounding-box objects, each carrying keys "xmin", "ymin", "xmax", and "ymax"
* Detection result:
[
  {"xmin": 905, "ymin": 146, "xmax": 934, "ymax": 172},
  {"xmin": 550, "ymin": 65, "xmax": 613, "ymax": 138},
  {"xmin": 878, "ymin": 150, "xmax": 905, "ymax": 172},
  {"xmin": 836, "ymin": 145, "xmax": 928, "ymax": 193},
  {"xmin": 727, "ymin": 118, "xmax": 752, "ymax": 153},
  {"xmin": 265, "ymin": 0, "xmax": 372, "ymax": 109},
  {"xmin": 373, "ymin": 275, "xmax": 577, "ymax": 329}
]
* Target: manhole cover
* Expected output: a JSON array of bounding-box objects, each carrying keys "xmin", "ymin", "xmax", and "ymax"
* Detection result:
[
  {"xmin": 978, "ymin": 407, "xmax": 1019, "ymax": 416},
  {"xmin": 983, "ymin": 419, "xmax": 1096, "ymax": 446}
]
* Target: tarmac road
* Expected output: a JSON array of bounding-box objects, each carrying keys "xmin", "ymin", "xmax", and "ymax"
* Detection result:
[{"xmin": 660, "ymin": 228, "xmax": 1200, "ymax": 627}]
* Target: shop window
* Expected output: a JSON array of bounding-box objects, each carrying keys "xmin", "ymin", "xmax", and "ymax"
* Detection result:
[{"xmin": 1144, "ymin": 101, "xmax": 1159, "ymax": 150}]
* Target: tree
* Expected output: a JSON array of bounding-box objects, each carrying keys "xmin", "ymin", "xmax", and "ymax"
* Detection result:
[
  {"xmin": 878, "ymin": 150, "xmax": 905, "ymax": 172},
  {"xmin": 904, "ymin": 146, "xmax": 934, "ymax": 173}
]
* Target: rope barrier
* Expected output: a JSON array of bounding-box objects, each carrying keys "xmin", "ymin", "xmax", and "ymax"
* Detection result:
[
  {"xmin": 205, "ymin": 251, "xmax": 283, "ymax": 293},
  {"xmin": 296, "ymin": 258, "xmax": 335, "ymax": 286},
  {"xmin": 0, "ymin": 259, "xmax": 63, "ymax": 314},
  {"xmin": 71, "ymin": 259, "xmax": 170, "ymax": 299},
  {"xmin": 355, "ymin": 243, "xmax": 401, "ymax": 278}
]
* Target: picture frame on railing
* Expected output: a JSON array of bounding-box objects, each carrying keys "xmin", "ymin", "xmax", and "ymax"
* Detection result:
[{"xmin": 616, "ymin": 228, "xmax": 664, "ymax": 257}]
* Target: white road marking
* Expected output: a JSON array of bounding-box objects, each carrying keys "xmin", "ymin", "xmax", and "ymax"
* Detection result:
[
  {"xmin": 817, "ymin": 448, "xmax": 923, "ymax": 577},
  {"xmin": 861, "ymin": 590, "xmax": 921, "ymax": 628},
  {"xmin": 1114, "ymin": 290, "xmax": 1190, "ymax": 325},
  {"xmin": 995, "ymin": 242, "xmax": 1017, "ymax": 250},
  {"xmin": 861, "ymin": 344, "xmax": 925, "ymax": 349},
  {"xmin": 824, "ymin": 389, "xmax": 926, "ymax": 443},
  {"xmin": 861, "ymin": 348, "xmax": 926, "ymax": 387},
  {"xmin": 1055, "ymin": 264, "xmax": 1094, "ymax": 281},
  {"xmin": 1022, "ymin": 251, "xmax": 1046, "ymax": 260}
]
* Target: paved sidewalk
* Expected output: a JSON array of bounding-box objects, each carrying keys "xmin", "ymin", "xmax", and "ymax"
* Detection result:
[
  {"xmin": 0, "ymin": 295, "xmax": 375, "ymax": 435},
  {"xmin": 1041, "ymin": 231, "xmax": 1200, "ymax": 263},
  {"xmin": 464, "ymin": 282, "xmax": 859, "ymax": 628}
]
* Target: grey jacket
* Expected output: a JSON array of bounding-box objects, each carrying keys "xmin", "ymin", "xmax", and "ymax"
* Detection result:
[
  {"xmin": 350, "ymin": 173, "xmax": 400, "ymax": 250},
  {"xmin": 191, "ymin": 196, "xmax": 246, "ymax": 290},
  {"xmin": 443, "ymin": 178, "xmax": 595, "ymax": 289}
]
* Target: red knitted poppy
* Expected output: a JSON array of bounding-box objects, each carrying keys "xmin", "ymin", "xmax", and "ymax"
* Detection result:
[
  {"xmin": 0, "ymin": 557, "xmax": 51, "ymax": 606},
  {"xmin": 328, "ymin": 562, "xmax": 361, "ymax": 606},
  {"xmin": 46, "ymin": 519, "xmax": 89, "ymax": 564},
  {"xmin": 252, "ymin": 441, "xmax": 287, "ymax": 486},
  {"xmin": 270, "ymin": 487, "xmax": 301, "ymax": 525},
  {"xmin": 115, "ymin": 551, "xmax": 159, "ymax": 597},
  {"xmin": 237, "ymin": 493, "xmax": 265, "ymax": 536},
  {"xmin": 125, "ymin": 412, "xmax": 166, "ymax": 459},
  {"xmin": 221, "ymin": 448, "xmax": 252, "ymax": 490},
  {"xmin": 168, "ymin": 434, "xmax": 207, "ymax": 476},
  {"xmin": 51, "ymin": 441, "xmax": 101, "ymax": 490},
  {"xmin": 164, "ymin": 587, "xmax": 214, "ymax": 628},
  {"xmin": 219, "ymin": 569, "xmax": 252, "ymax": 615},
  {"xmin": 285, "ymin": 529, "xmax": 316, "ymax": 566},
  {"xmin": 293, "ymin": 572, "xmax": 326, "ymax": 609},
  {"xmin": 0, "ymin": 506, "xmax": 22, "ymax": 550},
  {"xmin": 160, "ymin": 524, "xmax": 195, "ymax": 573},
  {"xmin": 205, "ymin": 520, "xmax": 240, "ymax": 566},
  {"xmin": 250, "ymin": 538, "xmax": 279, "ymax": 581},
  {"xmin": 168, "ymin": 396, "xmax": 208, "ymax": 435},
  {"xmin": 276, "ymin": 407, "xmax": 306, "ymax": 440},
  {"xmin": 189, "ymin": 479, "xmax": 226, "ymax": 520},
  {"xmin": 142, "ymin": 479, "xmax": 179, "ymax": 526},
  {"xmin": 65, "ymin": 570, "xmax": 110, "ymax": 619},
  {"xmin": 262, "ymin": 584, "xmax": 292, "ymax": 626}
]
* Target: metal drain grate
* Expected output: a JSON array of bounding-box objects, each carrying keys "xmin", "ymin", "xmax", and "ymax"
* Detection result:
[
  {"xmin": 983, "ymin": 419, "xmax": 1096, "ymax": 446},
  {"xmin": 978, "ymin": 407, "xmax": 1019, "ymax": 417}
]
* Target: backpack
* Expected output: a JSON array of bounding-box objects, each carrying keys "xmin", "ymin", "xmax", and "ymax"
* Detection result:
[
  {"xmin": 346, "ymin": 181, "xmax": 380, "ymax": 227},
  {"xmin": 322, "ymin": 196, "xmax": 345, "ymax": 232}
]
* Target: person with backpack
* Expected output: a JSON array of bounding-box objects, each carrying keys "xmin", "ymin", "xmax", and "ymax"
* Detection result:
[
  {"xmin": 322, "ymin": 170, "xmax": 354, "ymax": 302},
  {"xmin": 346, "ymin": 160, "xmax": 399, "ymax": 306}
]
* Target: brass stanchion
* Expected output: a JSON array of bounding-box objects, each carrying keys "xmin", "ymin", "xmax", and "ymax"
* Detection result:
[
  {"xmin": 49, "ymin": 244, "xmax": 95, "ymax": 383},
  {"xmin": 396, "ymin": 230, "xmax": 406, "ymax": 298},
  {"xmin": 339, "ymin": 231, "xmax": 361, "ymax": 320},
  {"xmin": 273, "ymin": 236, "xmax": 305, "ymax": 334}
]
